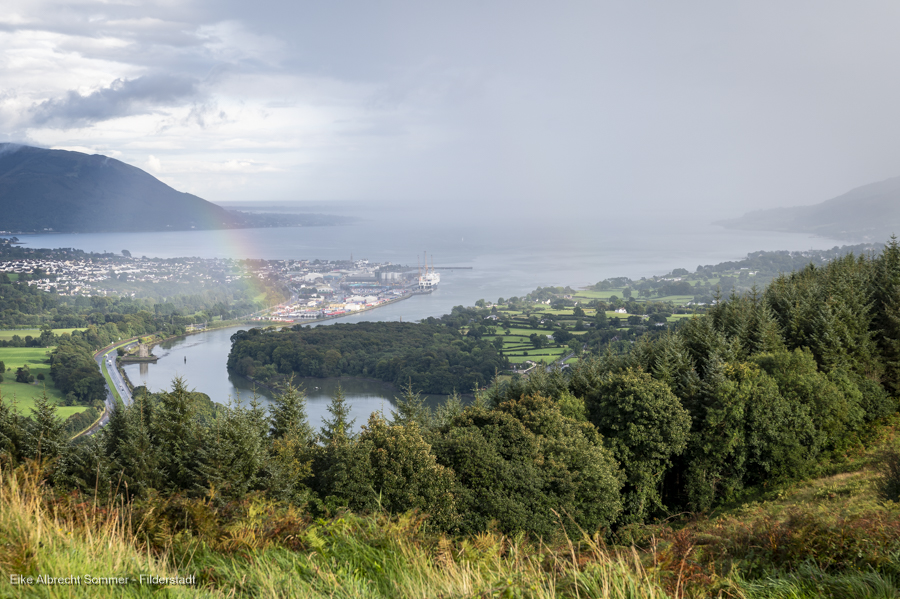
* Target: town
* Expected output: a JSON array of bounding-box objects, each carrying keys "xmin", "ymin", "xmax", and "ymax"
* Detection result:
[{"xmin": 1, "ymin": 251, "xmax": 433, "ymax": 322}]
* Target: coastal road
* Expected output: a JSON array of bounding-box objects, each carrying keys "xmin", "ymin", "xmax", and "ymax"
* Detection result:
[{"xmin": 83, "ymin": 342, "xmax": 136, "ymax": 435}]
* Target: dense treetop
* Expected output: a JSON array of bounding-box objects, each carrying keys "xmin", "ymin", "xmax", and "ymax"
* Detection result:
[{"xmin": 228, "ymin": 313, "xmax": 509, "ymax": 394}]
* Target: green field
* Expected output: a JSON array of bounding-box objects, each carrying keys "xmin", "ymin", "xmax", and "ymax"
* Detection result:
[
  {"xmin": 506, "ymin": 348, "xmax": 567, "ymax": 364},
  {"xmin": 0, "ymin": 328, "xmax": 85, "ymax": 341},
  {"xmin": 570, "ymin": 288, "xmax": 625, "ymax": 299},
  {"xmin": 0, "ymin": 347, "xmax": 88, "ymax": 419},
  {"xmin": 653, "ymin": 294, "xmax": 696, "ymax": 304}
]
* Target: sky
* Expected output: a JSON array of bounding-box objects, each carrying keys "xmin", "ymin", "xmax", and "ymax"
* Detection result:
[{"xmin": 3, "ymin": 1, "xmax": 900, "ymax": 219}]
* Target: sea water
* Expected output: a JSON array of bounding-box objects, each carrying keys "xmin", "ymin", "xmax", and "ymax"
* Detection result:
[{"xmin": 23, "ymin": 211, "xmax": 848, "ymax": 428}]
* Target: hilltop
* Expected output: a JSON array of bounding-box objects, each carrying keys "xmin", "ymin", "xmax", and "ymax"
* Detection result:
[
  {"xmin": 718, "ymin": 175, "xmax": 900, "ymax": 241},
  {"xmin": 0, "ymin": 144, "xmax": 354, "ymax": 233}
]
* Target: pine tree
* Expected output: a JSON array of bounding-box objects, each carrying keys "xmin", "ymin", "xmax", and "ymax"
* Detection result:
[
  {"xmin": 196, "ymin": 395, "xmax": 268, "ymax": 502},
  {"xmin": 269, "ymin": 379, "xmax": 313, "ymax": 441},
  {"xmin": 23, "ymin": 390, "xmax": 67, "ymax": 466},
  {"xmin": 115, "ymin": 392, "xmax": 162, "ymax": 497},
  {"xmin": 319, "ymin": 385, "xmax": 355, "ymax": 444},
  {"xmin": 311, "ymin": 386, "xmax": 366, "ymax": 514},
  {"xmin": 434, "ymin": 390, "xmax": 464, "ymax": 428},
  {"xmin": 873, "ymin": 236, "xmax": 900, "ymax": 393},
  {"xmin": 152, "ymin": 376, "xmax": 200, "ymax": 492},
  {"xmin": 54, "ymin": 434, "xmax": 110, "ymax": 494},
  {"xmin": 267, "ymin": 382, "xmax": 315, "ymax": 505},
  {"xmin": 0, "ymin": 391, "xmax": 23, "ymax": 466},
  {"xmin": 391, "ymin": 379, "xmax": 431, "ymax": 428}
]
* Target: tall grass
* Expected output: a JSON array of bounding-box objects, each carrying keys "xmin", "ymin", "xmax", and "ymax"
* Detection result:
[
  {"xmin": 0, "ymin": 465, "xmax": 195, "ymax": 598},
  {"xmin": 0, "ymin": 465, "xmax": 672, "ymax": 598},
  {"xmin": 4, "ymin": 459, "xmax": 898, "ymax": 598}
]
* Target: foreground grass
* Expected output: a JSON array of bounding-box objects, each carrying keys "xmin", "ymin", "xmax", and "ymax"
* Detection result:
[
  {"xmin": 0, "ymin": 466, "xmax": 671, "ymax": 598},
  {"xmin": 0, "ymin": 467, "xmax": 195, "ymax": 598}
]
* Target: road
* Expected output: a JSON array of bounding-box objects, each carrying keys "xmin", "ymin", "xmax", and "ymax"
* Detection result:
[{"xmin": 83, "ymin": 342, "xmax": 135, "ymax": 434}]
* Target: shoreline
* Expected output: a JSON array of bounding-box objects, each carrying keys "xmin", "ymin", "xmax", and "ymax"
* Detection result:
[{"xmin": 118, "ymin": 288, "xmax": 431, "ymax": 394}]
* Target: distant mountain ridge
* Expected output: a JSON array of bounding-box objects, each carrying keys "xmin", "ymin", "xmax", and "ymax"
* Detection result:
[
  {"xmin": 0, "ymin": 144, "xmax": 354, "ymax": 233},
  {"xmin": 0, "ymin": 144, "xmax": 244, "ymax": 233},
  {"xmin": 718, "ymin": 175, "xmax": 900, "ymax": 241}
]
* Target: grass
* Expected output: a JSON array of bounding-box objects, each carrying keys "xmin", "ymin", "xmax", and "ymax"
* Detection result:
[
  {"xmin": 0, "ymin": 328, "xmax": 85, "ymax": 340},
  {"xmin": 0, "ymin": 466, "xmax": 192, "ymax": 598},
  {"xmin": 0, "ymin": 466, "xmax": 672, "ymax": 598},
  {"xmin": 571, "ymin": 288, "xmax": 626, "ymax": 299},
  {"xmin": 0, "ymin": 347, "xmax": 88, "ymax": 419},
  {"xmin": 632, "ymin": 421, "xmax": 900, "ymax": 597},
  {"xmin": 506, "ymin": 349, "xmax": 567, "ymax": 364}
]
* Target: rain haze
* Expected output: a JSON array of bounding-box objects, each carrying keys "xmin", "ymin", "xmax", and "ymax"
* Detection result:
[{"xmin": 4, "ymin": 1, "xmax": 900, "ymax": 223}]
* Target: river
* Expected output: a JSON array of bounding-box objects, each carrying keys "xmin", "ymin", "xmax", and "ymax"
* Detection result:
[{"xmin": 122, "ymin": 324, "xmax": 451, "ymax": 429}]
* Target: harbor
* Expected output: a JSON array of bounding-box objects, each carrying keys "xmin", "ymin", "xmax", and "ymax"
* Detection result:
[{"xmin": 253, "ymin": 252, "xmax": 445, "ymax": 324}]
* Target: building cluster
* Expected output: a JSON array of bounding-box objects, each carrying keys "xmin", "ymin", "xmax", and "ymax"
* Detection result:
[
  {"xmin": 4, "ymin": 256, "xmax": 423, "ymax": 320},
  {"xmin": 255, "ymin": 260, "xmax": 421, "ymax": 322}
]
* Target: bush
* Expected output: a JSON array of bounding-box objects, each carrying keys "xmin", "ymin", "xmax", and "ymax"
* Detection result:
[
  {"xmin": 15, "ymin": 366, "xmax": 30, "ymax": 383},
  {"xmin": 877, "ymin": 447, "xmax": 900, "ymax": 502},
  {"xmin": 432, "ymin": 398, "xmax": 622, "ymax": 537},
  {"xmin": 584, "ymin": 368, "xmax": 690, "ymax": 523}
]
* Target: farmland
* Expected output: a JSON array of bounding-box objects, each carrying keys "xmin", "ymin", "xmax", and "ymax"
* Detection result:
[
  {"xmin": 0, "ymin": 328, "xmax": 84, "ymax": 341},
  {"xmin": 0, "ymin": 347, "xmax": 88, "ymax": 419}
]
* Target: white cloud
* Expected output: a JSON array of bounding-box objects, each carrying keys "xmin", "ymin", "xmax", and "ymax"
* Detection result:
[{"xmin": 146, "ymin": 154, "xmax": 161, "ymax": 173}]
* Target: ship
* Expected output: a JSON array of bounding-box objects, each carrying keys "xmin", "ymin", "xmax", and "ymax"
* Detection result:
[{"xmin": 418, "ymin": 252, "xmax": 440, "ymax": 291}]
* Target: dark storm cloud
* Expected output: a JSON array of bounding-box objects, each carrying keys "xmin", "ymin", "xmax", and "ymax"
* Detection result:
[{"xmin": 30, "ymin": 74, "xmax": 200, "ymax": 128}]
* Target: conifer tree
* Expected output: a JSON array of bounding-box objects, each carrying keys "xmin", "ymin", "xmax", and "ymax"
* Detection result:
[
  {"xmin": 114, "ymin": 392, "xmax": 162, "ymax": 496},
  {"xmin": 434, "ymin": 390, "xmax": 464, "ymax": 428},
  {"xmin": 54, "ymin": 434, "xmax": 110, "ymax": 494},
  {"xmin": 391, "ymin": 379, "xmax": 431, "ymax": 428},
  {"xmin": 152, "ymin": 376, "xmax": 200, "ymax": 492},
  {"xmin": 196, "ymin": 394, "xmax": 268, "ymax": 501},
  {"xmin": 873, "ymin": 236, "xmax": 900, "ymax": 394},
  {"xmin": 311, "ymin": 386, "xmax": 366, "ymax": 513},
  {"xmin": 23, "ymin": 390, "xmax": 66, "ymax": 466},
  {"xmin": 269, "ymin": 379, "xmax": 313, "ymax": 441},
  {"xmin": 319, "ymin": 385, "xmax": 355, "ymax": 444},
  {"xmin": 267, "ymin": 382, "xmax": 315, "ymax": 505},
  {"xmin": 0, "ymin": 392, "xmax": 23, "ymax": 466}
]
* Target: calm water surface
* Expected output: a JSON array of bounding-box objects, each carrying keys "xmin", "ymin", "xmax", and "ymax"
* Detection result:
[
  {"xmin": 122, "ymin": 325, "xmax": 457, "ymax": 430},
  {"xmin": 36, "ymin": 213, "xmax": 848, "ymax": 429}
]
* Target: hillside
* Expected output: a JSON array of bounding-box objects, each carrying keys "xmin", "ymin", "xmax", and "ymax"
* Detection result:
[
  {"xmin": 718, "ymin": 175, "xmax": 900, "ymax": 241},
  {"xmin": 0, "ymin": 144, "xmax": 245, "ymax": 233}
]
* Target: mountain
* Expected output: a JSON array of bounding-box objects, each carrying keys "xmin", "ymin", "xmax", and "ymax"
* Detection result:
[
  {"xmin": 717, "ymin": 175, "xmax": 900, "ymax": 241},
  {"xmin": 0, "ymin": 144, "xmax": 240, "ymax": 233}
]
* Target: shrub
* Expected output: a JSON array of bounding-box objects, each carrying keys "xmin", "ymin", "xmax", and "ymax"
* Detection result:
[
  {"xmin": 876, "ymin": 446, "xmax": 900, "ymax": 502},
  {"xmin": 584, "ymin": 368, "xmax": 690, "ymax": 523}
]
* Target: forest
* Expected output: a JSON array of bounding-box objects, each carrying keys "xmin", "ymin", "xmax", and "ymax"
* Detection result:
[
  {"xmin": 4, "ymin": 240, "xmax": 899, "ymax": 526},
  {"xmin": 2, "ymin": 240, "xmax": 900, "ymax": 596},
  {"xmin": 228, "ymin": 313, "xmax": 510, "ymax": 394}
]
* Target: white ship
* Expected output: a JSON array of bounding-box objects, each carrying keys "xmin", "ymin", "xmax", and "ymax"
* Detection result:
[{"xmin": 418, "ymin": 252, "xmax": 440, "ymax": 291}]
